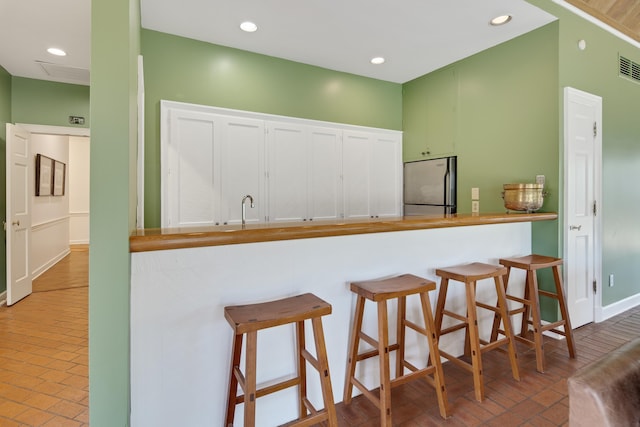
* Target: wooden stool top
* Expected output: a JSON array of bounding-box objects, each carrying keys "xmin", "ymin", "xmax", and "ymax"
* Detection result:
[
  {"xmin": 224, "ymin": 293, "xmax": 331, "ymax": 335},
  {"xmin": 435, "ymin": 262, "xmax": 507, "ymax": 282},
  {"xmin": 499, "ymin": 254, "xmax": 562, "ymax": 270},
  {"xmin": 350, "ymin": 274, "xmax": 436, "ymax": 302}
]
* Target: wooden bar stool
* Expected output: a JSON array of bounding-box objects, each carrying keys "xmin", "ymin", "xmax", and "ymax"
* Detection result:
[
  {"xmin": 224, "ymin": 293, "xmax": 338, "ymax": 427},
  {"xmin": 343, "ymin": 274, "xmax": 450, "ymax": 425},
  {"xmin": 434, "ymin": 263, "xmax": 520, "ymax": 402},
  {"xmin": 490, "ymin": 254, "xmax": 577, "ymax": 373}
]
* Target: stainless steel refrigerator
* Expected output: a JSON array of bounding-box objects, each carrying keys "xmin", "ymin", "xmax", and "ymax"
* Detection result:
[{"xmin": 403, "ymin": 156, "xmax": 457, "ymax": 215}]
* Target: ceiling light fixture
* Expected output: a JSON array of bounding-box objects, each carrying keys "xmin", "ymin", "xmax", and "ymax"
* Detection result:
[
  {"xmin": 47, "ymin": 47, "xmax": 67, "ymax": 56},
  {"xmin": 240, "ymin": 21, "xmax": 258, "ymax": 32},
  {"xmin": 370, "ymin": 57, "xmax": 385, "ymax": 65},
  {"xmin": 490, "ymin": 15, "xmax": 512, "ymax": 26}
]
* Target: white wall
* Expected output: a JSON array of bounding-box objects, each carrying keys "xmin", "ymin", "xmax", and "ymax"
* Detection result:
[
  {"xmin": 68, "ymin": 136, "xmax": 90, "ymax": 244},
  {"xmin": 31, "ymin": 134, "xmax": 70, "ymax": 278}
]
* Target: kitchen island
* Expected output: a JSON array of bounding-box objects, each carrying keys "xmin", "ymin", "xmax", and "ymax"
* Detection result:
[{"xmin": 130, "ymin": 212, "xmax": 556, "ymax": 426}]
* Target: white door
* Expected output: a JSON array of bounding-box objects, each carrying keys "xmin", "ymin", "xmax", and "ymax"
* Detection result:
[
  {"xmin": 370, "ymin": 135, "xmax": 402, "ymax": 218},
  {"xmin": 6, "ymin": 124, "xmax": 32, "ymax": 305},
  {"xmin": 342, "ymin": 131, "xmax": 372, "ymax": 219},
  {"xmin": 219, "ymin": 117, "xmax": 265, "ymax": 225},
  {"xmin": 564, "ymin": 87, "xmax": 602, "ymax": 328},
  {"xmin": 267, "ymin": 122, "xmax": 308, "ymax": 222},
  {"xmin": 308, "ymin": 127, "xmax": 342, "ymax": 221}
]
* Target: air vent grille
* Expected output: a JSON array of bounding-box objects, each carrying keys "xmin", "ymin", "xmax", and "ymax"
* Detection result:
[{"xmin": 619, "ymin": 55, "xmax": 640, "ymax": 83}]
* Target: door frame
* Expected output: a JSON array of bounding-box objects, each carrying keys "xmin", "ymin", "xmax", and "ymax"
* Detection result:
[
  {"xmin": 562, "ymin": 87, "xmax": 603, "ymax": 323},
  {"xmin": 4, "ymin": 123, "xmax": 90, "ymax": 306}
]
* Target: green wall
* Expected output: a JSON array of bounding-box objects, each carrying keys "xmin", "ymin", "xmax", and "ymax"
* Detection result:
[
  {"xmin": 89, "ymin": 0, "xmax": 139, "ymax": 425},
  {"xmin": 140, "ymin": 29, "xmax": 402, "ymax": 228},
  {"xmin": 531, "ymin": 0, "xmax": 640, "ymax": 306},
  {"xmin": 11, "ymin": 77, "xmax": 90, "ymax": 128},
  {"xmin": 0, "ymin": 66, "xmax": 10, "ymax": 294}
]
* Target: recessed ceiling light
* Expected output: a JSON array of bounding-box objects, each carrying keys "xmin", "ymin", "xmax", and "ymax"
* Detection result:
[
  {"xmin": 370, "ymin": 57, "xmax": 385, "ymax": 65},
  {"xmin": 490, "ymin": 15, "xmax": 512, "ymax": 26},
  {"xmin": 240, "ymin": 21, "xmax": 258, "ymax": 32},
  {"xmin": 47, "ymin": 47, "xmax": 67, "ymax": 56}
]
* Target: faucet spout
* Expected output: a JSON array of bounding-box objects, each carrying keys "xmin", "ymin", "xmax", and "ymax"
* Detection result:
[{"xmin": 241, "ymin": 195, "xmax": 255, "ymax": 227}]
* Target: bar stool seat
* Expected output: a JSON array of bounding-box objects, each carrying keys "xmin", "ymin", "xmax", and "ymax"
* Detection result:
[
  {"xmin": 491, "ymin": 254, "xmax": 577, "ymax": 373},
  {"xmin": 434, "ymin": 262, "xmax": 520, "ymax": 402},
  {"xmin": 343, "ymin": 274, "xmax": 450, "ymax": 426},
  {"xmin": 224, "ymin": 293, "xmax": 337, "ymax": 427}
]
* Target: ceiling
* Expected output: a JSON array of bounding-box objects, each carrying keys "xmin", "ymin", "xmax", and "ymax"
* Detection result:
[{"xmin": 0, "ymin": 1, "xmax": 637, "ymax": 87}]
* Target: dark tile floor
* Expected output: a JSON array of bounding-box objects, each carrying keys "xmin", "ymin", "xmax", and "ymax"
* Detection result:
[{"xmin": 334, "ymin": 305, "xmax": 640, "ymax": 426}]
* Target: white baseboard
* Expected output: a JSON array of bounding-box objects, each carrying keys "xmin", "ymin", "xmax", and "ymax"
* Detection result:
[
  {"xmin": 0, "ymin": 290, "xmax": 6, "ymax": 306},
  {"xmin": 598, "ymin": 292, "xmax": 640, "ymax": 322},
  {"xmin": 32, "ymin": 248, "xmax": 71, "ymax": 280}
]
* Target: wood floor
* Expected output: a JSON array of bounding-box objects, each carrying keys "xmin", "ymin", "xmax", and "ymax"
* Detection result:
[{"xmin": 0, "ymin": 248, "xmax": 638, "ymax": 426}]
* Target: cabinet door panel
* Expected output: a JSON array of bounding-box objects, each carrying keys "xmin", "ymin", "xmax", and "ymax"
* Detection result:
[
  {"xmin": 164, "ymin": 109, "xmax": 219, "ymax": 228},
  {"xmin": 371, "ymin": 135, "xmax": 402, "ymax": 217},
  {"xmin": 342, "ymin": 132, "xmax": 371, "ymax": 219},
  {"xmin": 219, "ymin": 117, "xmax": 265, "ymax": 225},
  {"xmin": 308, "ymin": 127, "xmax": 342, "ymax": 221},
  {"xmin": 267, "ymin": 123, "xmax": 308, "ymax": 222}
]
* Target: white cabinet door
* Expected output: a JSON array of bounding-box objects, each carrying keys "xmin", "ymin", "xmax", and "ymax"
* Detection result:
[
  {"xmin": 343, "ymin": 130, "xmax": 402, "ymax": 219},
  {"xmin": 371, "ymin": 134, "xmax": 402, "ymax": 218},
  {"xmin": 308, "ymin": 127, "xmax": 343, "ymax": 221},
  {"xmin": 267, "ymin": 123, "xmax": 308, "ymax": 222},
  {"xmin": 342, "ymin": 131, "xmax": 372, "ymax": 219},
  {"xmin": 219, "ymin": 117, "xmax": 265, "ymax": 225},
  {"xmin": 163, "ymin": 109, "xmax": 220, "ymax": 228}
]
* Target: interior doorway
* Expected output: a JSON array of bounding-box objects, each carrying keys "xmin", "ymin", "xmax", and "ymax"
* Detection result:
[{"xmin": 4, "ymin": 123, "xmax": 89, "ymax": 305}]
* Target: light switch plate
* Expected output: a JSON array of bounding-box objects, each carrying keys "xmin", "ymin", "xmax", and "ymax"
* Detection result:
[{"xmin": 471, "ymin": 187, "xmax": 479, "ymax": 200}]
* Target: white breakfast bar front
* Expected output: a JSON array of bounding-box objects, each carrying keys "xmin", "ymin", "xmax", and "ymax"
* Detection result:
[{"xmin": 129, "ymin": 213, "xmax": 556, "ymax": 426}]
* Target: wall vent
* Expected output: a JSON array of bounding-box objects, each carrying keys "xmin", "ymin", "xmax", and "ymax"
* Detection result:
[{"xmin": 619, "ymin": 55, "xmax": 640, "ymax": 83}]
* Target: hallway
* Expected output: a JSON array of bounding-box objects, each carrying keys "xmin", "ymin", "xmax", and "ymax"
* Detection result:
[{"xmin": 0, "ymin": 250, "xmax": 88, "ymax": 426}]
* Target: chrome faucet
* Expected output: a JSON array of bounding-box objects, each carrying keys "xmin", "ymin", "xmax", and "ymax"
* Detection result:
[{"xmin": 241, "ymin": 195, "xmax": 255, "ymax": 227}]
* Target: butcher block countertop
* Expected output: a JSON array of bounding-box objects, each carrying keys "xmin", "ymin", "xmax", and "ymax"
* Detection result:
[{"xmin": 129, "ymin": 212, "xmax": 557, "ymax": 253}]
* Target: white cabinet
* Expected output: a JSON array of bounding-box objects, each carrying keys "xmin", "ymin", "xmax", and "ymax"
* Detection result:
[
  {"xmin": 219, "ymin": 117, "xmax": 265, "ymax": 225},
  {"xmin": 163, "ymin": 109, "xmax": 220, "ymax": 228},
  {"xmin": 267, "ymin": 124, "xmax": 343, "ymax": 223},
  {"xmin": 343, "ymin": 130, "xmax": 402, "ymax": 219},
  {"xmin": 161, "ymin": 101, "xmax": 402, "ymax": 227},
  {"xmin": 267, "ymin": 123, "xmax": 309, "ymax": 222}
]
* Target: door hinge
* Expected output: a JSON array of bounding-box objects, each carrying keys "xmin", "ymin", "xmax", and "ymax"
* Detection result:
[
  {"xmin": 593, "ymin": 200, "xmax": 597, "ymax": 216},
  {"xmin": 593, "ymin": 279, "xmax": 597, "ymax": 294},
  {"xmin": 593, "ymin": 122, "xmax": 597, "ymax": 137}
]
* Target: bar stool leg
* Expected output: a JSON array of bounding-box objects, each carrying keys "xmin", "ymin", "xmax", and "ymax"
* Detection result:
[
  {"xmin": 465, "ymin": 281, "xmax": 484, "ymax": 402},
  {"xmin": 495, "ymin": 276, "xmax": 520, "ymax": 381},
  {"xmin": 433, "ymin": 278, "xmax": 449, "ymax": 337},
  {"xmin": 396, "ymin": 296, "xmax": 407, "ymax": 378},
  {"xmin": 244, "ymin": 330, "xmax": 258, "ymax": 426},
  {"xmin": 296, "ymin": 320, "xmax": 307, "ymax": 420},
  {"xmin": 490, "ymin": 267, "xmax": 512, "ymax": 342},
  {"xmin": 225, "ymin": 334, "xmax": 243, "ymax": 427},
  {"xmin": 311, "ymin": 316, "xmax": 338, "ymax": 426},
  {"xmin": 528, "ymin": 270, "xmax": 546, "ymax": 373},
  {"xmin": 520, "ymin": 272, "xmax": 532, "ymax": 338},
  {"xmin": 343, "ymin": 296, "xmax": 365, "ymax": 404},
  {"xmin": 420, "ymin": 293, "xmax": 451, "ymax": 418},
  {"xmin": 377, "ymin": 300, "xmax": 392, "ymax": 426},
  {"xmin": 552, "ymin": 265, "xmax": 577, "ymax": 358}
]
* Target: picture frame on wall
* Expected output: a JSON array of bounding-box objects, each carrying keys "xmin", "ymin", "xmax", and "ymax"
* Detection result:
[
  {"xmin": 53, "ymin": 160, "xmax": 66, "ymax": 196},
  {"xmin": 35, "ymin": 154, "xmax": 53, "ymax": 196}
]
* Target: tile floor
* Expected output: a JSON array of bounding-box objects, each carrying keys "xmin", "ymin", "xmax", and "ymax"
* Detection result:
[
  {"xmin": 1, "ymin": 250, "xmax": 638, "ymax": 426},
  {"xmin": 0, "ymin": 253, "xmax": 88, "ymax": 426},
  {"xmin": 335, "ymin": 304, "xmax": 640, "ymax": 426}
]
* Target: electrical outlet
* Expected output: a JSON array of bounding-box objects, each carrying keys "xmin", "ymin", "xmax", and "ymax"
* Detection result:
[
  {"xmin": 536, "ymin": 175, "xmax": 545, "ymax": 187},
  {"xmin": 609, "ymin": 274, "xmax": 615, "ymax": 287},
  {"xmin": 471, "ymin": 187, "xmax": 479, "ymax": 200},
  {"xmin": 472, "ymin": 200, "xmax": 480, "ymax": 213}
]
